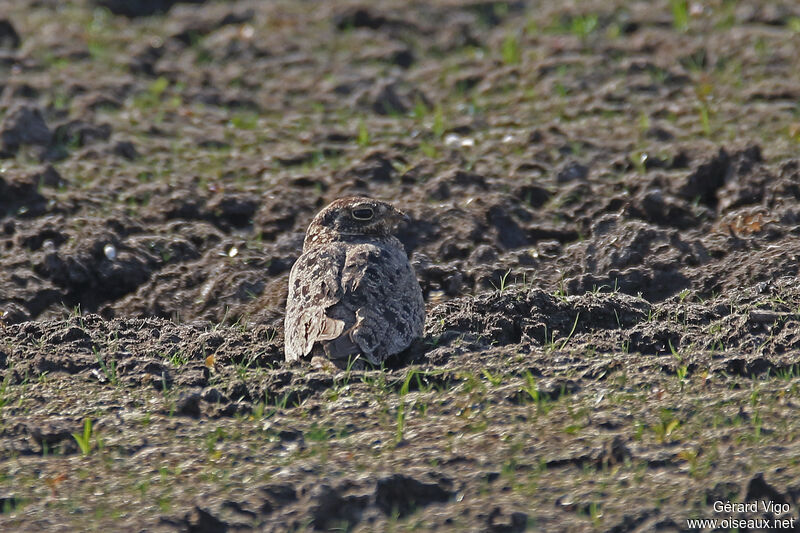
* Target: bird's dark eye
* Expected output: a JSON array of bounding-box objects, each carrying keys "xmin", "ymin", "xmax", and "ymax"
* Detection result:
[{"xmin": 351, "ymin": 207, "xmax": 374, "ymax": 220}]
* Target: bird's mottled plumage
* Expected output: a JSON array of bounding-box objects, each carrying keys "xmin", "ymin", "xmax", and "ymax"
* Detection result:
[{"xmin": 284, "ymin": 197, "xmax": 425, "ymax": 367}]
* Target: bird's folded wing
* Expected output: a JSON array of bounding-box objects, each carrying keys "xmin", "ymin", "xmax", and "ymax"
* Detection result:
[
  {"xmin": 340, "ymin": 245, "xmax": 419, "ymax": 363},
  {"xmin": 285, "ymin": 246, "xmax": 346, "ymax": 361}
]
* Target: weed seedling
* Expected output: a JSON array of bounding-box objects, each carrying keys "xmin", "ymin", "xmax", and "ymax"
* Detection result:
[
  {"xmin": 491, "ymin": 269, "xmax": 512, "ymax": 294},
  {"xmin": 93, "ymin": 346, "xmax": 119, "ymax": 386},
  {"xmin": 653, "ymin": 411, "xmax": 680, "ymax": 443},
  {"xmin": 560, "ymin": 313, "xmax": 580, "ymax": 350},
  {"xmin": 357, "ymin": 119, "xmax": 370, "ymax": 147},
  {"xmin": 0, "ymin": 369, "xmax": 11, "ymax": 409},
  {"xmin": 395, "ymin": 372, "xmax": 414, "ymax": 442},
  {"xmin": 670, "ymin": 0, "xmax": 689, "ymax": 32},
  {"xmin": 432, "ymin": 105, "xmax": 445, "ymax": 139},
  {"xmin": 395, "ymin": 369, "xmax": 439, "ymax": 442},
  {"xmin": 694, "ymin": 82, "xmax": 713, "ymax": 137},
  {"xmin": 482, "ymin": 369, "xmax": 505, "ymax": 387},
  {"xmin": 676, "ymin": 365, "xmax": 688, "ymax": 391},
  {"xmin": 571, "ymin": 14, "xmax": 598, "ymax": 43},
  {"xmin": 522, "ymin": 371, "xmax": 539, "ymax": 404},
  {"xmin": 501, "ymin": 32, "xmax": 521, "ymax": 65},
  {"xmin": 72, "ymin": 419, "xmax": 94, "ymax": 456}
]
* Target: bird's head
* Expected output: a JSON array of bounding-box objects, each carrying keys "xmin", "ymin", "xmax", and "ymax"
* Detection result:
[{"xmin": 304, "ymin": 196, "xmax": 408, "ymax": 249}]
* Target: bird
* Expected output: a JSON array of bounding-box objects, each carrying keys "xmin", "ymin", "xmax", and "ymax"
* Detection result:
[{"xmin": 284, "ymin": 196, "xmax": 425, "ymax": 367}]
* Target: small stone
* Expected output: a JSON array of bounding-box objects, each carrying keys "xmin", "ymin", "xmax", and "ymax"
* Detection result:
[{"xmin": 103, "ymin": 244, "xmax": 117, "ymax": 260}]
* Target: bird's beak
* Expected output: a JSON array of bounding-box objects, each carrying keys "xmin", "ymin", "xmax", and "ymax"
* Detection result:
[{"xmin": 393, "ymin": 208, "xmax": 411, "ymax": 227}]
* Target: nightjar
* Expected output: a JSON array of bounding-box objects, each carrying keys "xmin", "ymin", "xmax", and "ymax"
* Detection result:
[{"xmin": 284, "ymin": 197, "xmax": 425, "ymax": 367}]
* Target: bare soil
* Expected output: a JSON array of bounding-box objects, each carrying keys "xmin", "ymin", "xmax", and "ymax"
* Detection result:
[{"xmin": 1, "ymin": 1, "xmax": 800, "ymax": 531}]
